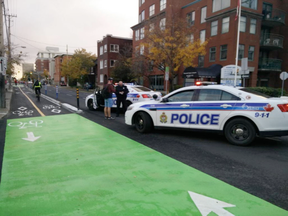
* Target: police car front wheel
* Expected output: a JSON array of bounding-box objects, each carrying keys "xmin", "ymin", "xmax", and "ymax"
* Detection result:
[
  {"xmin": 224, "ymin": 118, "xmax": 256, "ymax": 146},
  {"xmin": 134, "ymin": 112, "xmax": 153, "ymax": 133}
]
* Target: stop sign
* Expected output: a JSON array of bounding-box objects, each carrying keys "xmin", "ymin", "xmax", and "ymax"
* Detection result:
[{"xmin": 280, "ymin": 72, "xmax": 288, "ymax": 80}]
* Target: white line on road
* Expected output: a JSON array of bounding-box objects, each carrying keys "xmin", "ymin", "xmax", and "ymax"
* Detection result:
[{"xmin": 67, "ymin": 94, "xmax": 72, "ymax": 96}]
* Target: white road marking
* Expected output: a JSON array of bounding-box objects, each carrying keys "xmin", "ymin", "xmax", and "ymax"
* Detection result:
[{"xmin": 22, "ymin": 132, "xmax": 41, "ymax": 142}]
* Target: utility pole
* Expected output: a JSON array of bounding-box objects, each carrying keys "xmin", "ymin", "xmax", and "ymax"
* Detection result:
[
  {"xmin": 0, "ymin": 0, "xmax": 5, "ymax": 108},
  {"xmin": 7, "ymin": 14, "xmax": 17, "ymax": 90}
]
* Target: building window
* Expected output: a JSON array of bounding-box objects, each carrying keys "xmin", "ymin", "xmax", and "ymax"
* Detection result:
[
  {"xmin": 100, "ymin": 46, "xmax": 103, "ymax": 55},
  {"xmin": 149, "ymin": 75, "xmax": 164, "ymax": 90},
  {"xmin": 213, "ymin": 0, "xmax": 230, "ymax": 13},
  {"xmin": 238, "ymin": 44, "xmax": 245, "ymax": 59},
  {"xmin": 242, "ymin": 0, "xmax": 257, "ymax": 10},
  {"xmin": 135, "ymin": 29, "xmax": 140, "ymax": 41},
  {"xmin": 110, "ymin": 44, "xmax": 119, "ymax": 52},
  {"xmin": 222, "ymin": 17, "xmax": 230, "ymax": 33},
  {"xmin": 135, "ymin": 46, "xmax": 139, "ymax": 56},
  {"xmin": 140, "ymin": 45, "xmax": 144, "ymax": 55},
  {"xmin": 198, "ymin": 56, "xmax": 204, "ymax": 67},
  {"xmin": 250, "ymin": 18, "xmax": 256, "ymax": 34},
  {"xmin": 200, "ymin": 30, "xmax": 206, "ymax": 44},
  {"xmin": 186, "ymin": 11, "xmax": 195, "ymax": 26},
  {"xmin": 100, "ymin": 60, "xmax": 103, "ymax": 69},
  {"xmin": 104, "ymin": 60, "xmax": 107, "ymax": 68},
  {"xmin": 220, "ymin": 45, "xmax": 227, "ymax": 60},
  {"xmin": 209, "ymin": 47, "xmax": 216, "ymax": 61},
  {"xmin": 140, "ymin": 27, "xmax": 145, "ymax": 39},
  {"xmin": 248, "ymin": 46, "xmax": 255, "ymax": 61},
  {"xmin": 104, "ymin": 44, "xmax": 107, "ymax": 53},
  {"xmin": 149, "ymin": 4, "xmax": 155, "ymax": 16},
  {"xmin": 201, "ymin": 7, "xmax": 207, "ymax": 23},
  {"xmin": 149, "ymin": 23, "xmax": 155, "ymax": 32},
  {"xmin": 240, "ymin": 16, "xmax": 246, "ymax": 32},
  {"xmin": 211, "ymin": 20, "xmax": 218, "ymax": 36},
  {"xmin": 100, "ymin": 74, "xmax": 104, "ymax": 83},
  {"xmin": 139, "ymin": 0, "xmax": 145, "ymax": 6},
  {"xmin": 160, "ymin": 18, "xmax": 166, "ymax": 30},
  {"xmin": 110, "ymin": 60, "xmax": 116, "ymax": 67},
  {"xmin": 140, "ymin": 10, "xmax": 145, "ymax": 22},
  {"xmin": 160, "ymin": 0, "xmax": 166, "ymax": 11},
  {"xmin": 188, "ymin": 34, "xmax": 194, "ymax": 43}
]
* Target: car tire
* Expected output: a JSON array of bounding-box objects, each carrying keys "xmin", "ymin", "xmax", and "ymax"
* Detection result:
[
  {"xmin": 134, "ymin": 112, "xmax": 153, "ymax": 133},
  {"xmin": 224, "ymin": 118, "xmax": 256, "ymax": 146},
  {"xmin": 88, "ymin": 99, "xmax": 95, "ymax": 111}
]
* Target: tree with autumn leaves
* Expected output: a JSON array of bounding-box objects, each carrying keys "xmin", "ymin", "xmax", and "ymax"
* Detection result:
[
  {"xmin": 135, "ymin": 15, "xmax": 208, "ymax": 90},
  {"xmin": 61, "ymin": 48, "xmax": 96, "ymax": 86}
]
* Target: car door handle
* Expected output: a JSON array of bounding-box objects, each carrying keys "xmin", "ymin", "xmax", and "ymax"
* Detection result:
[
  {"xmin": 220, "ymin": 104, "xmax": 232, "ymax": 108},
  {"xmin": 180, "ymin": 104, "xmax": 190, "ymax": 107}
]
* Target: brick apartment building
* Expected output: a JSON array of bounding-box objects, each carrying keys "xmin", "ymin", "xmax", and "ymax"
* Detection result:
[
  {"xmin": 97, "ymin": 34, "xmax": 132, "ymax": 88},
  {"xmin": 131, "ymin": 0, "xmax": 288, "ymax": 91},
  {"xmin": 54, "ymin": 54, "xmax": 72, "ymax": 85}
]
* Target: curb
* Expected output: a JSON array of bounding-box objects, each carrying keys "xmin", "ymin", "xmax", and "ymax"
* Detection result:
[{"xmin": 0, "ymin": 89, "xmax": 13, "ymax": 120}]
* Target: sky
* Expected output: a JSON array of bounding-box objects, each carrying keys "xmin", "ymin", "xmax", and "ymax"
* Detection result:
[{"xmin": 5, "ymin": 0, "xmax": 138, "ymax": 64}]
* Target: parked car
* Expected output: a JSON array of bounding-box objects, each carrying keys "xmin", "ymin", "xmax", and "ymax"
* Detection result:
[
  {"xmin": 85, "ymin": 84, "xmax": 162, "ymax": 111},
  {"xmin": 125, "ymin": 84, "xmax": 288, "ymax": 146},
  {"xmin": 60, "ymin": 81, "xmax": 67, "ymax": 86}
]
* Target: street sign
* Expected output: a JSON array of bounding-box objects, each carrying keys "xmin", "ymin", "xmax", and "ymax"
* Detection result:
[
  {"xmin": 241, "ymin": 74, "xmax": 250, "ymax": 78},
  {"xmin": 221, "ymin": 65, "xmax": 242, "ymax": 87},
  {"xmin": 0, "ymin": 57, "xmax": 7, "ymax": 75},
  {"xmin": 280, "ymin": 71, "xmax": 288, "ymax": 80}
]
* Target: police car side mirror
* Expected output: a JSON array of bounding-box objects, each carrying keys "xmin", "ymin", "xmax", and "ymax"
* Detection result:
[
  {"xmin": 153, "ymin": 94, "xmax": 158, "ymax": 100},
  {"xmin": 161, "ymin": 98, "xmax": 169, "ymax": 103}
]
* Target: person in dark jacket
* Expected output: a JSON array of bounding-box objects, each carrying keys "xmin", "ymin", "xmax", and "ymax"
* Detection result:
[{"xmin": 115, "ymin": 81, "xmax": 129, "ymax": 117}]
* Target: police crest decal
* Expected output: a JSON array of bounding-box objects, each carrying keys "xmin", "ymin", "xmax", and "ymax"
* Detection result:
[{"xmin": 160, "ymin": 112, "xmax": 167, "ymax": 123}]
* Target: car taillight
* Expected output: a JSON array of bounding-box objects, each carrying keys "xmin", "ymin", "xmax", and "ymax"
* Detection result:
[
  {"xmin": 142, "ymin": 94, "xmax": 151, "ymax": 98},
  {"xmin": 277, "ymin": 104, "xmax": 288, "ymax": 112},
  {"xmin": 195, "ymin": 81, "xmax": 201, "ymax": 86}
]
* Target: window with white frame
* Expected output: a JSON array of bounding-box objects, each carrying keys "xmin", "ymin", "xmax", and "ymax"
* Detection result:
[
  {"xmin": 220, "ymin": 45, "xmax": 228, "ymax": 60},
  {"xmin": 222, "ymin": 17, "xmax": 230, "ymax": 33},
  {"xmin": 100, "ymin": 46, "xmax": 103, "ymax": 55},
  {"xmin": 149, "ymin": 23, "xmax": 155, "ymax": 32},
  {"xmin": 201, "ymin": 7, "xmax": 207, "ymax": 23},
  {"xmin": 238, "ymin": 44, "xmax": 245, "ymax": 59},
  {"xmin": 135, "ymin": 46, "xmax": 139, "ymax": 56},
  {"xmin": 110, "ymin": 44, "xmax": 119, "ymax": 52},
  {"xmin": 110, "ymin": 60, "xmax": 116, "ymax": 67},
  {"xmin": 100, "ymin": 74, "xmax": 104, "ymax": 83},
  {"xmin": 135, "ymin": 30, "xmax": 140, "ymax": 41},
  {"xmin": 140, "ymin": 45, "xmax": 144, "ymax": 55},
  {"xmin": 104, "ymin": 44, "xmax": 107, "ymax": 53},
  {"xmin": 240, "ymin": 16, "xmax": 246, "ymax": 32},
  {"xmin": 188, "ymin": 34, "xmax": 194, "ymax": 43},
  {"xmin": 209, "ymin": 47, "xmax": 216, "ymax": 61},
  {"xmin": 100, "ymin": 60, "xmax": 103, "ymax": 69},
  {"xmin": 141, "ymin": 10, "xmax": 145, "ymax": 22},
  {"xmin": 139, "ymin": 0, "xmax": 145, "ymax": 6},
  {"xmin": 242, "ymin": 0, "xmax": 257, "ymax": 10},
  {"xmin": 187, "ymin": 11, "xmax": 195, "ymax": 26},
  {"xmin": 250, "ymin": 18, "xmax": 256, "ymax": 34},
  {"xmin": 211, "ymin": 20, "xmax": 218, "ymax": 36},
  {"xmin": 104, "ymin": 60, "xmax": 107, "ymax": 68},
  {"xmin": 160, "ymin": 0, "xmax": 166, "ymax": 11},
  {"xmin": 140, "ymin": 27, "xmax": 145, "ymax": 39},
  {"xmin": 213, "ymin": 0, "xmax": 230, "ymax": 13},
  {"xmin": 248, "ymin": 46, "xmax": 255, "ymax": 61},
  {"xmin": 200, "ymin": 30, "xmax": 206, "ymax": 44},
  {"xmin": 160, "ymin": 18, "xmax": 166, "ymax": 30},
  {"xmin": 149, "ymin": 4, "xmax": 155, "ymax": 16}
]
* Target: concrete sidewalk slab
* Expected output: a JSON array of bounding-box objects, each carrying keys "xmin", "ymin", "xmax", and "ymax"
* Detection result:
[{"xmin": 0, "ymin": 90, "xmax": 13, "ymax": 120}]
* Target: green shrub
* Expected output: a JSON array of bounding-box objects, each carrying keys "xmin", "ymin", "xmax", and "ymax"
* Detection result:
[{"xmin": 245, "ymin": 87, "xmax": 287, "ymax": 97}]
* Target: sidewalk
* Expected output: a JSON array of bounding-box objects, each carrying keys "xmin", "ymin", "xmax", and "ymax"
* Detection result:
[{"xmin": 0, "ymin": 89, "xmax": 13, "ymax": 120}]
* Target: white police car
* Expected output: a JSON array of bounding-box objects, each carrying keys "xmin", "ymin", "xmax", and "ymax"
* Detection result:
[
  {"xmin": 125, "ymin": 85, "xmax": 288, "ymax": 146},
  {"xmin": 85, "ymin": 84, "xmax": 162, "ymax": 110}
]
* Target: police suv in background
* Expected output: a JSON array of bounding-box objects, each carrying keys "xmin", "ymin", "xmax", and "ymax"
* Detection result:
[
  {"xmin": 125, "ymin": 84, "xmax": 288, "ymax": 146},
  {"xmin": 85, "ymin": 84, "xmax": 162, "ymax": 111}
]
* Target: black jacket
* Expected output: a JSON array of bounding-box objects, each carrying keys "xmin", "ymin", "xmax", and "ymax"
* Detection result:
[{"xmin": 116, "ymin": 85, "xmax": 129, "ymax": 99}]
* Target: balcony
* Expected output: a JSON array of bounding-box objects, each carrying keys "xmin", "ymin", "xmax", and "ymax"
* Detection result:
[
  {"xmin": 260, "ymin": 34, "xmax": 284, "ymax": 50},
  {"xmin": 258, "ymin": 58, "xmax": 282, "ymax": 72},
  {"xmin": 262, "ymin": 9, "xmax": 286, "ymax": 27}
]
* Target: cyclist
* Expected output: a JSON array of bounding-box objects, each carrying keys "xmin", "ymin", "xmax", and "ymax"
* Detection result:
[{"xmin": 33, "ymin": 79, "xmax": 42, "ymax": 97}]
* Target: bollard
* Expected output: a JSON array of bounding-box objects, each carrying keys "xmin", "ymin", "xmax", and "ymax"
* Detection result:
[
  {"xmin": 45, "ymin": 85, "xmax": 47, "ymax": 95},
  {"xmin": 56, "ymin": 85, "xmax": 59, "ymax": 99},
  {"xmin": 76, "ymin": 88, "xmax": 79, "ymax": 110}
]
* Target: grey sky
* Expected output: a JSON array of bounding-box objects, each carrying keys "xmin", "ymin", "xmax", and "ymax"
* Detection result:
[{"xmin": 7, "ymin": 0, "xmax": 138, "ymax": 63}]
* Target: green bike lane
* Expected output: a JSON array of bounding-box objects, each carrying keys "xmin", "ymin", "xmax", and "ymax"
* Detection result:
[{"xmin": 0, "ymin": 114, "xmax": 287, "ymax": 215}]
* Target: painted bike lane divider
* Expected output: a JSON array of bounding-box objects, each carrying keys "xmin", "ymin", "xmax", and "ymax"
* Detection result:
[{"xmin": 0, "ymin": 114, "xmax": 287, "ymax": 216}]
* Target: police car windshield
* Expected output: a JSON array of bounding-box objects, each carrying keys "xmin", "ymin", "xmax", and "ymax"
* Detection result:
[
  {"xmin": 240, "ymin": 88, "xmax": 271, "ymax": 98},
  {"xmin": 131, "ymin": 86, "xmax": 153, "ymax": 92}
]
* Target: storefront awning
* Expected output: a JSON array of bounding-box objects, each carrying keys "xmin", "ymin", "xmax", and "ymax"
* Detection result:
[{"xmin": 182, "ymin": 64, "xmax": 222, "ymax": 79}]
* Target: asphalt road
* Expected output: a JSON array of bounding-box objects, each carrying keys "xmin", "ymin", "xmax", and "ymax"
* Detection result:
[{"xmin": 1, "ymin": 85, "xmax": 288, "ymax": 211}]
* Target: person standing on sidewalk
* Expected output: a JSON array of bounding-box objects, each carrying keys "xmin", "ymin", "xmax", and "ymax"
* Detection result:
[
  {"xmin": 115, "ymin": 81, "xmax": 129, "ymax": 117},
  {"xmin": 103, "ymin": 77, "xmax": 115, "ymax": 120}
]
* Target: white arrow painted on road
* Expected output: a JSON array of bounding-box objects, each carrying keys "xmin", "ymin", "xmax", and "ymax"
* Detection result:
[
  {"xmin": 22, "ymin": 132, "xmax": 41, "ymax": 142},
  {"xmin": 188, "ymin": 191, "xmax": 235, "ymax": 216}
]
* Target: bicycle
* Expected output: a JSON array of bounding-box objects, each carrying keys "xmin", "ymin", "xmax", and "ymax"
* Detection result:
[{"xmin": 35, "ymin": 88, "xmax": 41, "ymax": 101}]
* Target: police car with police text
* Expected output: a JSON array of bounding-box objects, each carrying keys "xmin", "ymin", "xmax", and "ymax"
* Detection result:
[
  {"xmin": 125, "ymin": 84, "xmax": 288, "ymax": 146},
  {"xmin": 85, "ymin": 84, "xmax": 162, "ymax": 110}
]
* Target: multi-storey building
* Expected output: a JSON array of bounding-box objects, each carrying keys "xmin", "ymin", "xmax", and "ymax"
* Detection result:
[
  {"xmin": 97, "ymin": 34, "xmax": 132, "ymax": 88},
  {"xmin": 131, "ymin": 0, "xmax": 288, "ymax": 91},
  {"xmin": 54, "ymin": 54, "xmax": 72, "ymax": 85}
]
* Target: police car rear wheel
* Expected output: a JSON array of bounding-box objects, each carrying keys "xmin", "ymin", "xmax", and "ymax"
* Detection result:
[
  {"xmin": 135, "ymin": 112, "xmax": 152, "ymax": 133},
  {"xmin": 224, "ymin": 118, "xmax": 256, "ymax": 146}
]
